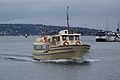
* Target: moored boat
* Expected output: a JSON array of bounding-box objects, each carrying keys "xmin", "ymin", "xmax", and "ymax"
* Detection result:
[
  {"xmin": 96, "ymin": 30, "xmax": 107, "ymax": 42},
  {"xmin": 96, "ymin": 19, "xmax": 120, "ymax": 42},
  {"xmin": 96, "ymin": 30, "xmax": 120, "ymax": 42}
]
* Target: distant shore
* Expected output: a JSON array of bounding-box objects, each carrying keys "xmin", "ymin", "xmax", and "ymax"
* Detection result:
[{"xmin": 0, "ymin": 24, "xmax": 98, "ymax": 36}]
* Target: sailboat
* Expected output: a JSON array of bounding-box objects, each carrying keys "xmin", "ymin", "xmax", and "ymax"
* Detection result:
[
  {"xmin": 96, "ymin": 16, "xmax": 109, "ymax": 42},
  {"xmin": 114, "ymin": 20, "xmax": 120, "ymax": 41},
  {"xmin": 32, "ymin": 7, "xmax": 91, "ymax": 61},
  {"xmin": 96, "ymin": 18, "xmax": 120, "ymax": 42}
]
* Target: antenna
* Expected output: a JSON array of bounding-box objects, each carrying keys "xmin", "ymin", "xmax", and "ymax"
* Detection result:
[{"xmin": 66, "ymin": 6, "xmax": 71, "ymax": 34}]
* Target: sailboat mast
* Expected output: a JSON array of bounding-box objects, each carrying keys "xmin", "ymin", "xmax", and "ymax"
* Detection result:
[
  {"xmin": 66, "ymin": 6, "xmax": 70, "ymax": 33},
  {"xmin": 117, "ymin": 17, "xmax": 120, "ymax": 32},
  {"xmin": 105, "ymin": 15, "xmax": 108, "ymax": 31}
]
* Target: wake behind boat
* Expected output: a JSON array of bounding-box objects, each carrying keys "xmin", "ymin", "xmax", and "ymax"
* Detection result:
[{"xmin": 32, "ymin": 6, "xmax": 91, "ymax": 61}]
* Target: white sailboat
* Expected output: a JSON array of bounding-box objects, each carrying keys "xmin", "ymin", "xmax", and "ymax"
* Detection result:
[{"xmin": 96, "ymin": 17, "xmax": 120, "ymax": 42}]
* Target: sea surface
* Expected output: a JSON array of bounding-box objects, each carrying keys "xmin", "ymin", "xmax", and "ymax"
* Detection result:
[{"xmin": 0, "ymin": 36, "xmax": 120, "ymax": 80}]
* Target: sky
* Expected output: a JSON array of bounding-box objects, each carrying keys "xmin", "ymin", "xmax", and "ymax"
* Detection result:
[{"xmin": 0, "ymin": 0, "xmax": 120, "ymax": 31}]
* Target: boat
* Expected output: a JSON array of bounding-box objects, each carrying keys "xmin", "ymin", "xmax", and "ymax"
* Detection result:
[
  {"xmin": 115, "ymin": 22, "xmax": 120, "ymax": 41},
  {"xmin": 96, "ymin": 17, "xmax": 120, "ymax": 42},
  {"xmin": 96, "ymin": 20, "xmax": 120, "ymax": 42},
  {"xmin": 114, "ymin": 33, "xmax": 120, "ymax": 42},
  {"xmin": 25, "ymin": 34, "xmax": 28, "ymax": 38},
  {"xmin": 96, "ymin": 30, "xmax": 107, "ymax": 42},
  {"xmin": 96, "ymin": 30, "xmax": 120, "ymax": 42},
  {"xmin": 32, "ymin": 7, "xmax": 91, "ymax": 61},
  {"xmin": 106, "ymin": 32, "xmax": 116, "ymax": 42}
]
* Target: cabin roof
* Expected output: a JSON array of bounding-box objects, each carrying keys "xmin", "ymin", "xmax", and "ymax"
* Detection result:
[
  {"xmin": 51, "ymin": 34, "xmax": 81, "ymax": 37},
  {"xmin": 58, "ymin": 30, "xmax": 81, "ymax": 36},
  {"xmin": 60, "ymin": 34, "xmax": 81, "ymax": 36},
  {"xmin": 33, "ymin": 43, "xmax": 47, "ymax": 45}
]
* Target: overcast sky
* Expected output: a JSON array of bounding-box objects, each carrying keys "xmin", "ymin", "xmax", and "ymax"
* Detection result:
[{"xmin": 0, "ymin": 0, "xmax": 120, "ymax": 30}]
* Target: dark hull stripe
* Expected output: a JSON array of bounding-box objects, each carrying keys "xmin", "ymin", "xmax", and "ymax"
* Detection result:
[
  {"xmin": 50, "ymin": 48, "xmax": 73, "ymax": 51},
  {"xmin": 33, "ymin": 50, "xmax": 75, "ymax": 56}
]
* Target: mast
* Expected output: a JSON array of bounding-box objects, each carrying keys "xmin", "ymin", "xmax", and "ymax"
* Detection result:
[
  {"xmin": 105, "ymin": 15, "xmax": 108, "ymax": 32},
  {"xmin": 117, "ymin": 17, "xmax": 120, "ymax": 33},
  {"xmin": 66, "ymin": 6, "xmax": 71, "ymax": 34}
]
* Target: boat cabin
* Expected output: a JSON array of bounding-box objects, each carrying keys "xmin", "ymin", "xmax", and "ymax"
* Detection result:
[
  {"xmin": 96, "ymin": 31, "xmax": 106, "ymax": 37},
  {"xmin": 33, "ymin": 30, "xmax": 82, "ymax": 51},
  {"xmin": 49, "ymin": 30, "xmax": 81, "ymax": 46}
]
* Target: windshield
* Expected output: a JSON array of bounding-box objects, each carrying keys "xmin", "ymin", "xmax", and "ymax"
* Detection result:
[{"xmin": 96, "ymin": 32, "xmax": 106, "ymax": 36}]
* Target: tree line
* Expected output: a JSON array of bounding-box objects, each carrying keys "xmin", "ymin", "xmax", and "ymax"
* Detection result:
[{"xmin": 0, "ymin": 24, "xmax": 98, "ymax": 36}]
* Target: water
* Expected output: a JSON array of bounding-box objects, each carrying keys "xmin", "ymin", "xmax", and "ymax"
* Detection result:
[{"xmin": 0, "ymin": 36, "xmax": 120, "ymax": 80}]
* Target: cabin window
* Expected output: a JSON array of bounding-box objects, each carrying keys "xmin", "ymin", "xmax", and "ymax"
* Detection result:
[
  {"xmin": 62, "ymin": 35, "xmax": 67, "ymax": 41},
  {"xmin": 57, "ymin": 36, "xmax": 60, "ymax": 41},
  {"xmin": 42, "ymin": 45, "xmax": 46, "ymax": 50},
  {"xmin": 75, "ymin": 35, "xmax": 80, "ymax": 40},
  {"xmin": 34, "ymin": 45, "xmax": 49, "ymax": 50},
  {"xmin": 69, "ymin": 36, "xmax": 74, "ymax": 40},
  {"xmin": 34, "ymin": 45, "xmax": 42, "ymax": 50},
  {"xmin": 52, "ymin": 36, "xmax": 60, "ymax": 41}
]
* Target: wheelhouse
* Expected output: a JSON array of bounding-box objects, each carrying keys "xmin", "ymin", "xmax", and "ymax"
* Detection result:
[
  {"xmin": 61, "ymin": 34, "xmax": 81, "ymax": 41},
  {"xmin": 50, "ymin": 30, "xmax": 81, "ymax": 46}
]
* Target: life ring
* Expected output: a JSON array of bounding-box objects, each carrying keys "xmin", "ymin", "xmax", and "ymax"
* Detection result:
[
  {"xmin": 76, "ymin": 41, "xmax": 81, "ymax": 45},
  {"xmin": 63, "ymin": 41, "xmax": 69, "ymax": 46}
]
